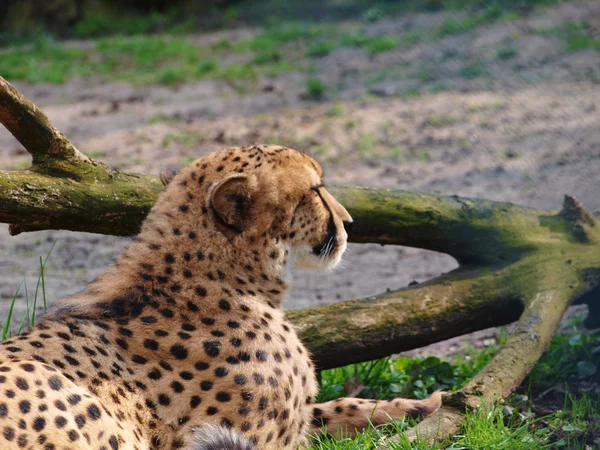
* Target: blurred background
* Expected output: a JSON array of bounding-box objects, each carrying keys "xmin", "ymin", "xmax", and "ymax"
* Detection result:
[{"xmin": 0, "ymin": 0, "xmax": 598, "ymax": 330}]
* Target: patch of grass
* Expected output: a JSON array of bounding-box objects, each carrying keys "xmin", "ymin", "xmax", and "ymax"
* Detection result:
[
  {"xmin": 401, "ymin": 30, "xmax": 423, "ymax": 45},
  {"xmin": 454, "ymin": 407, "xmax": 547, "ymax": 450},
  {"xmin": 157, "ymin": 66, "xmax": 187, "ymax": 85},
  {"xmin": 341, "ymin": 33, "xmax": 399, "ymax": 54},
  {"xmin": 344, "ymin": 120, "xmax": 356, "ymax": 130},
  {"xmin": 366, "ymin": 36, "xmax": 399, "ymax": 54},
  {"xmin": 1, "ymin": 242, "xmax": 55, "ymax": 338},
  {"xmin": 0, "ymin": 38, "xmax": 94, "ymax": 84},
  {"xmin": 2, "ymin": 282, "xmax": 23, "ymax": 340},
  {"xmin": 0, "ymin": 34, "xmax": 216, "ymax": 85},
  {"xmin": 361, "ymin": 6, "xmax": 386, "ymax": 23},
  {"xmin": 403, "ymin": 89, "xmax": 422, "ymax": 98},
  {"xmin": 72, "ymin": 9, "xmax": 189, "ymax": 38},
  {"xmin": 428, "ymin": 82, "xmax": 448, "ymax": 93},
  {"xmin": 418, "ymin": 148, "xmax": 432, "ymax": 161},
  {"xmin": 160, "ymin": 131, "xmax": 207, "ymax": 148},
  {"xmin": 310, "ymin": 415, "xmax": 446, "ymax": 449},
  {"xmin": 196, "ymin": 59, "xmax": 219, "ymax": 76},
  {"xmin": 356, "ymin": 133, "xmax": 377, "ymax": 159},
  {"xmin": 318, "ymin": 332, "xmax": 504, "ymax": 404},
  {"xmin": 326, "ymin": 102, "xmax": 345, "ymax": 117},
  {"xmin": 16, "ymin": 160, "xmax": 32, "ymax": 170},
  {"xmin": 459, "ymin": 61, "xmax": 488, "ymax": 78},
  {"xmin": 427, "ymin": 114, "xmax": 456, "ymax": 127},
  {"xmin": 419, "ymin": 69, "xmax": 436, "ymax": 82},
  {"xmin": 305, "ymin": 77, "xmax": 327, "ymax": 100},
  {"xmin": 313, "ymin": 327, "xmax": 568, "ymax": 449},
  {"xmin": 306, "ymin": 40, "xmax": 338, "ymax": 58},
  {"xmin": 388, "ymin": 146, "xmax": 406, "ymax": 161},
  {"xmin": 496, "ymin": 44, "xmax": 518, "ymax": 59},
  {"xmin": 438, "ymin": 16, "xmax": 482, "ymax": 37},
  {"xmin": 532, "ymin": 22, "xmax": 600, "ymax": 52},
  {"xmin": 527, "ymin": 315, "xmax": 598, "ymax": 390},
  {"xmin": 220, "ymin": 63, "xmax": 256, "ymax": 80},
  {"xmin": 252, "ymin": 50, "xmax": 282, "ymax": 65},
  {"xmin": 96, "ymin": 35, "xmax": 200, "ymax": 69},
  {"xmin": 543, "ymin": 392, "xmax": 600, "ymax": 449},
  {"xmin": 0, "ymin": 32, "xmax": 284, "ymax": 85},
  {"xmin": 238, "ymin": 23, "xmax": 324, "ymax": 52},
  {"xmin": 563, "ymin": 22, "xmax": 600, "ymax": 51},
  {"xmin": 0, "ymin": 0, "xmax": 568, "ymax": 47},
  {"xmin": 312, "ymin": 315, "xmax": 599, "ymax": 448},
  {"xmin": 211, "ymin": 39, "xmax": 233, "ymax": 51}
]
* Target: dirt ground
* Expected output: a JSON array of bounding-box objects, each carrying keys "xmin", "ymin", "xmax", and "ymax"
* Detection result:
[{"xmin": 1, "ymin": 1, "xmax": 598, "ymax": 351}]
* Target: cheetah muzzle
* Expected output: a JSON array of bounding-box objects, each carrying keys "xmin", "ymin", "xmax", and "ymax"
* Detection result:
[{"xmin": 0, "ymin": 145, "xmax": 441, "ymax": 450}]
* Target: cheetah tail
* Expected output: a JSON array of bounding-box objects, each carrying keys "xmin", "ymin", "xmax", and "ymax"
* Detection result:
[{"xmin": 189, "ymin": 425, "xmax": 254, "ymax": 450}]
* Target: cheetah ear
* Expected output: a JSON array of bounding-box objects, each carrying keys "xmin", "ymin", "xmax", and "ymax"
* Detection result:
[
  {"xmin": 209, "ymin": 174, "xmax": 259, "ymax": 233},
  {"xmin": 159, "ymin": 169, "xmax": 179, "ymax": 187}
]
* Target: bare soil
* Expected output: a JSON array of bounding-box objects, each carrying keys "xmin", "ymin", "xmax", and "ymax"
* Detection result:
[{"xmin": 1, "ymin": 1, "xmax": 598, "ymax": 351}]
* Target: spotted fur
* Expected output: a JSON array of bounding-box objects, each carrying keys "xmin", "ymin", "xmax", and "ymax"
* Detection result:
[{"xmin": 0, "ymin": 146, "xmax": 440, "ymax": 449}]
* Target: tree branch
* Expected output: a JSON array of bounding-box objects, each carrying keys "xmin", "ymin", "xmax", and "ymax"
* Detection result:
[
  {"xmin": 392, "ymin": 197, "xmax": 600, "ymax": 445},
  {"xmin": 0, "ymin": 76, "xmax": 88, "ymax": 166},
  {"xmin": 0, "ymin": 168, "xmax": 162, "ymax": 236}
]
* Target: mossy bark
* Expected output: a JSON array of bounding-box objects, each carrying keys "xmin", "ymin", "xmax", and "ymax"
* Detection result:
[
  {"xmin": 0, "ymin": 168, "xmax": 162, "ymax": 235},
  {"xmin": 1, "ymin": 76, "xmax": 599, "ymax": 443}
]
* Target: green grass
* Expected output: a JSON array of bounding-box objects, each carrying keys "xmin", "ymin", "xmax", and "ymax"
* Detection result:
[
  {"xmin": 305, "ymin": 77, "xmax": 327, "ymax": 100},
  {"xmin": 341, "ymin": 33, "xmax": 399, "ymax": 54},
  {"xmin": 71, "ymin": 9, "xmax": 193, "ymax": 38},
  {"xmin": 531, "ymin": 22, "xmax": 600, "ymax": 52},
  {"xmin": 459, "ymin": 61, "xmax": 488, "ymax": 79},
  {"xmin": 496, "ymin": 44, "xmax": 518, "ymax": 59},
  {"xmin": 309, "ymin": 405, "xmax": 550, "ymax": 449},
  {"xmin": 237, "ymin": 23, "xmax": 325, "ymax": 53},
  {"xmin": 252, "ymin": 50, "xmax": 282, "ymax": 65},
  {"xmin": 3, "ymin": 0, "xmax": 564, "ymax": 42},
  {"xmin": 0, "ymin": 0, "xmax": 576, "ymax": 87},
  {"xmin": 563, "ymin": 22, "xmax": 600, "ymax": 51},
  {"xmin": 0, "ymin": 38, "xmax": 95, "ymax": 84},
  {"xmin": 1, "ymin": 241, "xmax": 55, "ymax": 339},
  {"xmin": 527, "ymin": 315, "xmax": 598, "ymax": 390},
  {"xmin": 0, "ymin": 34, "xmax": 279, "ymax": 85},
  {"xmin": 160, "ymin": 130, "xmax": 207, "ymax": 148},
  {"xmin": 451, "ymin": 407, "xmax": 547, "ymax": 450},
  {"xmin": 361, "ymin": 6, "xmax": 387, "ymax": 24},
  {"xmin": 438, "ymin": 16, "xmax": 482, "ymax": 37},
  {"xmin": 307, "ymin": 40, "xmax": 338, "ymax": 58},
  {"xmin": 310, "ymin": 319, "xmax": 599, "ymax": 449},
  {"xmin": 0, "ymin": 22, "xmax": 402, "ymax": 85},
  {"xmin": 426, "ymin": 114, "xmax": 456, "ymax": 127},
  {"xmin": 310, "ymin": 315, "xmax": 599, "ymax": 449},
  {"xmin": 326, "ymin": 102, "xmax": 345, "ymax": 117}
]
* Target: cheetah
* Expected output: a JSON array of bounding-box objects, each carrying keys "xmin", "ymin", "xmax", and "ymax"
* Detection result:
[{"xmin": 0, "ymin": 145, "xmax": 441, "ymax": 450}]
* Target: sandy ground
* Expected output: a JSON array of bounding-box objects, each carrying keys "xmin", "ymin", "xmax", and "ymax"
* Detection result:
[{"xmin": 1, "ymin": 1, "xmax": 598, "ymax": 350}]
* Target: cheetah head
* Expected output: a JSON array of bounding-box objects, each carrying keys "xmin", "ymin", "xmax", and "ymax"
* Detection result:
[{"xmin": 158, "ymin": 145, "xmax": 352, "ymax": 271}]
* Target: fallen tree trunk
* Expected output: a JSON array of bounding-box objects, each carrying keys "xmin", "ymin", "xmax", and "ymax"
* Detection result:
[{"xmin": 1, "ymin": 75, "xmax": 599, "ymax": 443}]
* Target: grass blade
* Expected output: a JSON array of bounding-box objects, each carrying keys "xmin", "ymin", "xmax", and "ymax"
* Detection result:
[
  {"xmin": 32, "ymin": 240, "xmax": 56, "ymax": 323},
  {"xmin": 2, "ymin": 280, "xmax": 23, "ymax": 340}
]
